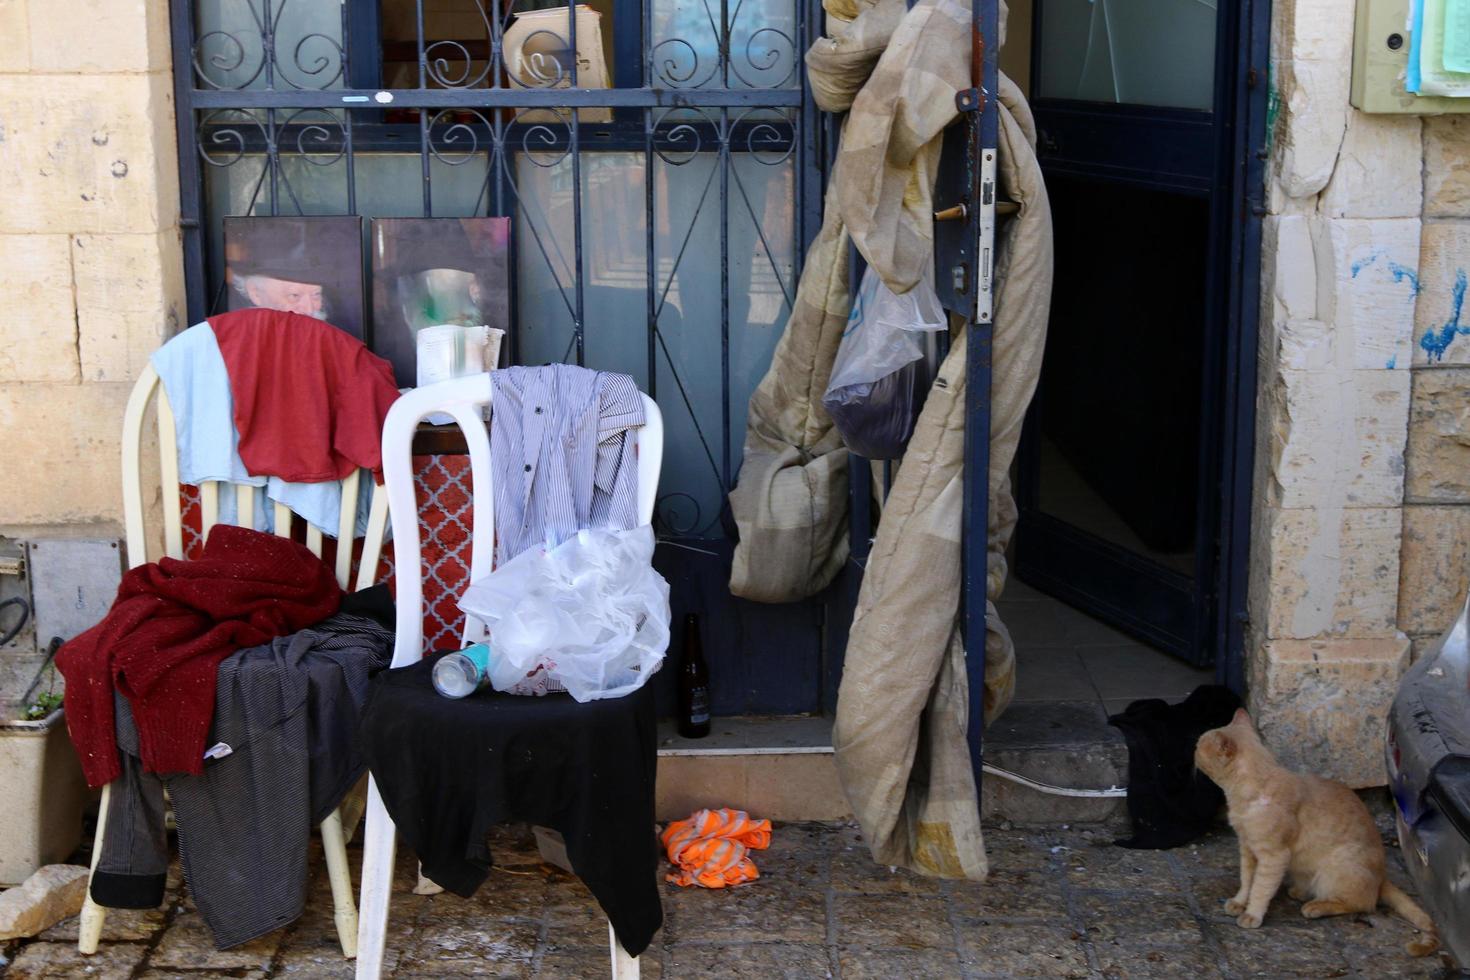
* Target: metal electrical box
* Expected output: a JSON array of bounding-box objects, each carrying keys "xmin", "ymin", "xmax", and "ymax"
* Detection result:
[{"xmin": 1353, "ymin": 0, "xmax": 1470, "ymax": 112}]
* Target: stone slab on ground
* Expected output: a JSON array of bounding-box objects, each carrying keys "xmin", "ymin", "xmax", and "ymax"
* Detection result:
[
  {"xmin": 1, "ymin": 820, "xmax": 1456, "ymax": 979},
  {"xmin": 0, "ymin": 866, "xmax": 88, "ymax": 941}
]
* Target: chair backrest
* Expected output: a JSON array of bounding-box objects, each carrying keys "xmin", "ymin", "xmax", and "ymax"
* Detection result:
[
  {"xmin": 121, "ymin": 363, "xmax": 390, "ymax": 590},
  {"xmin": 379, "ymin": 372, "xmax": 664, "ymax": 668}
]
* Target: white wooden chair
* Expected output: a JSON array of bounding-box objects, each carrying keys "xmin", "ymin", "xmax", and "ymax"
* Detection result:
[
  {"xmin": 79, "ymin": 363, "xmax": 390, "ymax": 958},
  {"xmin": 354, "ymin": 372, "xmax": 663, "ymax": 980}
]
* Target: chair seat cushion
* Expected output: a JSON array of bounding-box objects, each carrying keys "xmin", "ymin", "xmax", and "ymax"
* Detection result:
[{"xmin": 360, "ymin": 651, "xmax": 663, "ymax": 955}]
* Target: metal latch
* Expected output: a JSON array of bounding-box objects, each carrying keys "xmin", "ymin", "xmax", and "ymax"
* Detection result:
[{"xmin": 954, "ymin": 88, "xmax": 982, "ymax": 113}]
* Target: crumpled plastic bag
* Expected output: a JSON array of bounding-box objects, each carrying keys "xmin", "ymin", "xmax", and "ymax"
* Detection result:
[
  {"xmin": 822, "ymin": 266, "xmax": 946, "ymax": 459},
  {"xmin": 457, "ymin": 525, "xmax": 670, "ymax": 702}
]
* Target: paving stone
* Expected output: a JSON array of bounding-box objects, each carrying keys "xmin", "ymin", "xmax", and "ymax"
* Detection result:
[
  {"xmin": 147, "ymin": 908, "xmax": 280, "ymax": 972},
  {"xmin": 37, "ymin": 904, "xmax": 168, "ymax": 943},
  {"xmin": 831, "ymin": 842, "xmax": 942, "ymax": 895},
  {"xmin": 1211, "ymin": 917, "xmax": 1354, "ymax": 977},
  {"xmin": 403, "ymin": 914, "xmax": 538, "ymax": 965},
  {"xmin": 955, "ymin": 920, "xmax": 1092, "ymax": 978},
  {"xmin": 1093, "ymin": 942, "xmax": 1226, "ymax": 979},
  {"xmin": 1164, "ymin": 830, "xmax": 1240, "ymax": 877},
  {"xmin": 1325, "ymin": 907, "xmax": 1437, "ymax": 951},
  {"xmin": 663, "ymin": 877, "xmax": 825, "ymax": 945},
  {"xmin": 755, "ymin": 825, "xmax": 830, "ymax": 883},
  {"xmin": 543, "ymin": 881, "xmax": 615, "ymax": 946},
  {"xmin": 394, "ymin": 954, "xmax": 532, "ymax": 978},
  {"xmin": 533, "ymin": 944, "xmax": 665, "ymax": 978},
  {"xmin": 981, "ymin": 827, "xmax": 1063, "ymax": 874},
  {"xmin": 270, "ymin": 950, "xmax": 354, "ymax": 980},
  {"xmin": 3, "ymin": 941, "xmax": 148, "ymax": 980},
  {"xmin": 436, "ymin": 866, "xmax": 548, "ymax": 918},
  {"xmin": 835, "ymin": 944, "xmax": 964, "ymax": 978},
  {"xmin": 834, "ymin": 892, "xmax": 949, "ymax": 949},
  {"xmin": 137, "ymin": 972, "xmax": 267, "ymax": 979},
  {"xmin": 948, "ymin": 869, "xmax": 1065, "ymax": 919},
  {"xmin": 1059, "ymin": 840, "xmax": 1180, "ymax": 892},
  {"xmin": 1073, "ymin": 891, "xmax": 1203, "ymax": 945},
  {"xmin": 663, "ymin": 941, "xmax": 830, "ymax": 978}
]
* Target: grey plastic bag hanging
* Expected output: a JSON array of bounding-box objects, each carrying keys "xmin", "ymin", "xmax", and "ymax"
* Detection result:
[{"xmin": 822, "ymin": 266, "xmax": 946, "ymax": 460}]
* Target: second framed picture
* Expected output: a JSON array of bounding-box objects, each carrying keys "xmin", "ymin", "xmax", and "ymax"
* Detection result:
[{"xmin": 371, "ymin": 217, "xmax": 512, "ymax": 387}]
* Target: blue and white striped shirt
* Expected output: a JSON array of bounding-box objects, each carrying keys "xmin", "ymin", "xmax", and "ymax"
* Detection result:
[{"xmin": 489, "ymin": 364, "xmax": 645, "ymax": 566}]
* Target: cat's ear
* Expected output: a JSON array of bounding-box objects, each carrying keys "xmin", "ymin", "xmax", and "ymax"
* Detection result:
[
  {"xmin": 1216, "ymin": 732, "xmax": 1238, "ymax": 760},
  {"xmin": 1231, "ymin": 707, "xmax": 1252, "ymax": 727}
]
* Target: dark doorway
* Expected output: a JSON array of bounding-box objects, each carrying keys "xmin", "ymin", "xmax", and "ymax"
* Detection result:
[{"xmin": 1010, "ymin": 0, "xmax": 1264, "ymax": 676}]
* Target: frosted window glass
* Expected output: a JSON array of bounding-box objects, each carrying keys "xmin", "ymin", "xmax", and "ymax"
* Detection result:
[
  {"xmin": 650, "ymin": 0, "xmax": 799, "ymax": 89},
  {"xmin": 1038, "ymin": 0, "xmax": 1217, "ymax": 110},
  {"xmin": 515, "ymin": 151, "xmax": 794, "ymax": 538},
  {"xmin": 193, "ymin": 1, "xmax": 346, "ymax": 91}
]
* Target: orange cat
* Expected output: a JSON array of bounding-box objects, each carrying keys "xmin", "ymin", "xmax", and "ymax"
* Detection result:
[{"xmin": 1194, "ymin": 709, "xmax": 1438, "ymax": 957}]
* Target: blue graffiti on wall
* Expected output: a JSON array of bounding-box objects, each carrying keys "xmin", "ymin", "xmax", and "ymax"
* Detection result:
[
  {"xmin": 1420, "ymin": 269, "xmax": 1470, "ymax": 363},
  {"xmin": 1350, "ymin": 250, "xmax": 1422, "ymax": 295}
]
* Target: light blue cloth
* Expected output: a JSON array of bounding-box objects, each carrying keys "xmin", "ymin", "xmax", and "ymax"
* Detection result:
[{"xmin": 150, "ymin": 323, "xmax": 375, "ymax": 538}]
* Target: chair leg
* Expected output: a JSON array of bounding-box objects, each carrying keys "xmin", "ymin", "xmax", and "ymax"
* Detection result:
[
  {"xmin": 354, "ymin": 776, "xmax": 398, "ymax": 980},
  {"xmin": 608, "ymin": 919, "xmax": 639, "ymax": 979},
  {"xmin": 339, "ymin": 774, "xmax": 369, "ymax": 844},
  {"xmin": 78, "ymin": 783, "xmax": 112, "ymax": 954},
  {"xmin": 320, "ymin": 808, "xmax": 358, "ymax": 959}
]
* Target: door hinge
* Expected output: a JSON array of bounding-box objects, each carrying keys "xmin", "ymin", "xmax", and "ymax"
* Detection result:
[{"xmin": 954, "ymin": 88, "xmax": 982, "ymax": 113}]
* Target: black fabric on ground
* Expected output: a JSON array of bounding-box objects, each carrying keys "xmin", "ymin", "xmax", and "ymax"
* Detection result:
[
  {"xmin": 360, "ymin": 651, "xmax": 662, "ymax": 956},
  {"xmin": 1109, "ymin": 684, "xmax": 1242, "ymax": 850}
]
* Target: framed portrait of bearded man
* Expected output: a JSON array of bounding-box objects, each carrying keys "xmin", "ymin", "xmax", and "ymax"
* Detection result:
[{"xmin": 222, "ymin": 216, "xmax": 366, "ymax": 341}]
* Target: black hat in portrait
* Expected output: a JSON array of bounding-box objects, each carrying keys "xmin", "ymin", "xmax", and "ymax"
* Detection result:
[{"xmin": 223, "ymin": 216, "xmax": 366, "ymax": 341}]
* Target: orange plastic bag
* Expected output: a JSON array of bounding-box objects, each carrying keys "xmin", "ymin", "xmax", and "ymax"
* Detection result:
[{"xmin": 661, "ymin": 808, "xmax": 772, "ymax": 888}]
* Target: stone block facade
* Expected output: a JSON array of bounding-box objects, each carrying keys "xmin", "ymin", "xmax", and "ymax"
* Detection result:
[
  {"xmin": 0, "ymin": 0, "xmax": 181, "ymax": 530},
  {"xmin": 1396, "ymin": 117, "xmax": 1470, "ymax": 693},
  {"xmin": 1248, "ymin": 0, "xmax": 1470, "ymax": 787}
]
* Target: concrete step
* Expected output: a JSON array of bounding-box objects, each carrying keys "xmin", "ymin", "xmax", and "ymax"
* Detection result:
[{"xmin": 655, "ymin": 703, "xmax": 1130, "ymax": 828}]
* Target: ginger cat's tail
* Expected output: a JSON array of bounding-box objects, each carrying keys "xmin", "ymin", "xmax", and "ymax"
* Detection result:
[{"xmin": 1378, "ymin": 881, "xmax": 1440, "ymax": 956}]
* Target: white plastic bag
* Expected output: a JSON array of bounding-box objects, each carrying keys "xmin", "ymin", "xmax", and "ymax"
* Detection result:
[
  {"xmin": 457, "ymin": 525, "xmax": 670, "ymax": 702},
  {"xmin": 823, "ymin": 267, "xmax": 946, "ymax": 459}
]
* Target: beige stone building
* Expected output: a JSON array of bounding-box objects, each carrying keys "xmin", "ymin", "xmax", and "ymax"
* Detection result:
[{"xmin": 1, "ymin": 0, "xmax": 1467, "ymax": 793}]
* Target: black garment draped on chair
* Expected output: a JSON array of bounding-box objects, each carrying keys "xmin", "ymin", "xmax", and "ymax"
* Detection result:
[{"xmin": 360, "ymin": 652, "xmax": 663, "ymax": 955}]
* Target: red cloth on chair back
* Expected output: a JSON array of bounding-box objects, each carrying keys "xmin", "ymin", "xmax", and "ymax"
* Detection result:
[
  {"xmin": 209, "ymin": 309, "xmax": 400, "ymax": 483},
  {"xmin": 57, "ymin": 525, "xmax": 343, "ymax": 787}
]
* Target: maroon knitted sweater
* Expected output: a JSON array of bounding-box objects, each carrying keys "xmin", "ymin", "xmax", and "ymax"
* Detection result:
[{"xmin": 57, "ymin": 525, "xmax": 342, "ymax": 787}]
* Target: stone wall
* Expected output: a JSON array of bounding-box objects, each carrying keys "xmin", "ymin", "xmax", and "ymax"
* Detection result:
[
  {"xmin": 0, "ymin": 0, "xmax": 181, "ymax": 531},
  {"xmin": 1249, "ymin": 0, "xmax": 1470, "ymax": 786},
  {"xmin": 1399, "ymin": 118, "xmax": 1470, "ymax": 667}
]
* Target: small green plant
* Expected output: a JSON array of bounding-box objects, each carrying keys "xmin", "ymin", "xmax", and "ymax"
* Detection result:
[
  {"xmin": 23, "ymin": 690, "xmax": 62, "ymax": 721},
  {"xmin": 20, "ymin": 637, "xmax": 64, "ymax": 721}
]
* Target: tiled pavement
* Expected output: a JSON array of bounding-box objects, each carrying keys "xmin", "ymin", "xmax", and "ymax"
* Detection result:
[{"xmin": 2, "ymin": 820, "xmax": 1457, "ymax": 979}]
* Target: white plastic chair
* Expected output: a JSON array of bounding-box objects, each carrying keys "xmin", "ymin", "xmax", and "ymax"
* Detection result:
[
  {"xmin": 354, "ymin": 372, "xmax": 663, "ymax": 980},
  {"xmin": 79, "ymin": 363, "xmax": 390, "ymax": 958}
]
